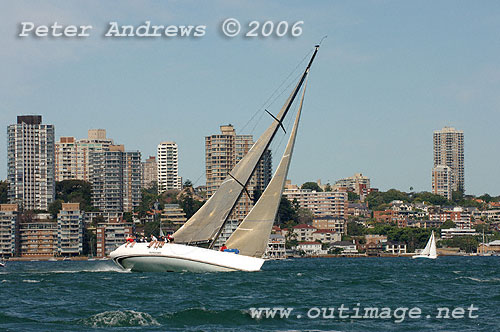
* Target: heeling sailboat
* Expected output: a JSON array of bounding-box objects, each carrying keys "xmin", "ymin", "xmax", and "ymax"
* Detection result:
[
  {"xmin": 412, "ymin": 231, "xmax": 438, "ymax": 259},
  {"xmin": 110, "ymin": 45, "xmax": 319, "ymax": 272}
]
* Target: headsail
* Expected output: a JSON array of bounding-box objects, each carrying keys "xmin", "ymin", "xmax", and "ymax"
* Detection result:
[
  {"xmin": 225, "ymin": 81, "xmax": 307, "ymax": 257},
  {"xmin": 173, "ymin": 46, "xmax": 320, "ymax": 245},
  {"xmin": 420, "ymin": 232, "xmax": 433, "ymax": 256}
]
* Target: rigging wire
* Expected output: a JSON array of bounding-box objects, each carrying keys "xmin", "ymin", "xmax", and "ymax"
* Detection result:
[{"xmin": 238, "ymin": 48, "xmax": 314, "ymax": 134}]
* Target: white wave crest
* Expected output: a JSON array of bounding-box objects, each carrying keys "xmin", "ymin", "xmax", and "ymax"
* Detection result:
[
  {"xmin": 22, "ymin": 279, "xmax": 40, "ymax": 283},
  {"xmin": 83, "ymin": 310, "xmax": 160, "ymax": 327}
]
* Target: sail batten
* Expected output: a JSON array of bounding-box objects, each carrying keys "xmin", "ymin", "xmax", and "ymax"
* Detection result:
[
  {"xmin": 225, "ymin": 80, "xmax": 308, "ymax": 257},
  {"xmin": 173, "ymin": 47, "xmax": 319, "ymax": 245}
]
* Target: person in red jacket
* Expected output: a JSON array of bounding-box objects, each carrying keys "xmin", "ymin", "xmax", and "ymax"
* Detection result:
[{"xmin": 220, "ymin": 244, "xmax": 228, "ymax": 251}]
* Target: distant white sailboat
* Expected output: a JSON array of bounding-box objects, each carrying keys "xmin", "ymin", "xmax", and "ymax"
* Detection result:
[
  {"xmin": 110, "ymin": 45, "xmax": 320, "ymax": 272},
  {"xmin": 412, "ymin": 231, "xmax": 437, "ymax": 259}
]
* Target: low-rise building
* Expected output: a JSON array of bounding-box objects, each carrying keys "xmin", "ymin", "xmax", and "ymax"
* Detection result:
[
  {"xmin": 57, "ymin": 203, "xmax": 84, "ymax": 256},
  {"xmin": 292, "ymin": 224, "xmax": 317, "ymax": 242},
  {"xmin": 264, "ymin": 233, "xmax": 286, "ymax": 259},
  {"xmin": 283, "ymin": 186, "xmax": 348, "ymax": 218},
  {"xmin": 96, "ymin": 218, "xmax": 133, "ymax": 258},
  {"xmin": 384, "ymin": 241, "xmax": 407, "ymax": 255},
  {"xmin": 312, "ymin": 229, "xmax": 341, "ymax": 244},
  {"xmin": 346, "ymin": 202, "xmax": 371, "ymax": 218},
  {"xmin": 365, "ymin": 234, "xmax": 387, "ymax": 245},
  {"xmin": 19, "ymin": 213, "xmax": 57, "ymax": 257},
  {"xmin": 478, "ymin": 240, "xmax": 500, "ymax": 254},
  {"xmin": 312, "ymin": 215, "xmax": 346, "ymax": 234},
  {"xmin": 0, "ymin": 204, "xmax": 19, "ymax": 257},
  {"xmin": 441, "ymin": 228, "xmax": 478, "ymax": 239},
  {"xmin": 161, "ymin": 204, "xmax": 187, "ymax": 225},
  {"xmin": 331, "ymin": 240, "xmax": 358, "ymax": 254},
  {"xmin": 297, "ymin": 241, "xmax": 323, "ymax": 255},
  {"xmin": 407, "ymin": 219, "xmax": 442, "ymax": 228}
]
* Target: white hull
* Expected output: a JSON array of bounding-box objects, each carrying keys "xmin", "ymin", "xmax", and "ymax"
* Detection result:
[
  {"xmin": 411, "ymin": 254, "xmax": 437, "ymax": 259},
  {"xmin": 109, "ymin": 243, "xmax": 265, "ymax": 272}
]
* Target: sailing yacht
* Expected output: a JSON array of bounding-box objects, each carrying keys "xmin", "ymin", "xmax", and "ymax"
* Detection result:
[
  {"xmin": 412, "ymin": 231, "xmax": 438, "ymax": 259},
  {"xmin": 110, "ymin": 45, "xmax": 320, "ymax": 272}
]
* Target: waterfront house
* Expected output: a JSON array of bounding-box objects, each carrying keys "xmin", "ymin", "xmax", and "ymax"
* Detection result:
[{"xmin": 297, "ymin": 241, "xmax": 323, "ymax": 255}]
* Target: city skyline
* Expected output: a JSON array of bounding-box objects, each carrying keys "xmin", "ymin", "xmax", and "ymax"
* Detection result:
[{"xmin": 2, "ymin": 1, "xmax": 500, "ymax": 195}]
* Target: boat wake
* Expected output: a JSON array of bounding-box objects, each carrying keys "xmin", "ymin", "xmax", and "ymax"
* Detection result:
[{"xmin": 456, "ymin": 276, "xmax": 500, "ymax": 283}]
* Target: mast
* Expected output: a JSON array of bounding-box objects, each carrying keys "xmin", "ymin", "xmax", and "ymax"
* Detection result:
[
  {"xmin": 173, "ymin": 45, "xmax": 321, "ymax": 246},
  {"xmin": 209, "ymin": 46, "xmax": 320, "ymax": 247}
]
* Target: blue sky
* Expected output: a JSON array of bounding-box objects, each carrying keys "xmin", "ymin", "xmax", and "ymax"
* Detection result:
[{"xmin": 1, "ymin": 1, "xmax": 499, "ymax": 195}]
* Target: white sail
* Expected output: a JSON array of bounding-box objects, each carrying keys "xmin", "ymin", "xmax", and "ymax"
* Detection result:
[
  {"xmin": 429, "ymin": 231, "xmax": 437, "ymax": 258},
  {"xmin": 226, "ymin": 81, "xmax": 307, "ymax": 257},
  {"xmin": 412, "ymin": 231, "xmax": 438, "ymax": 259}
]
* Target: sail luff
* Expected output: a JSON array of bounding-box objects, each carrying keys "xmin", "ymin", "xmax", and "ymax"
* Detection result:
[
  {"xmin": 225, "ymin": 81, "xmax": 307, "ymax": 257},
  {"xmin": 173, "ymin": 47, "xmax": 320, "ymax": 245}
]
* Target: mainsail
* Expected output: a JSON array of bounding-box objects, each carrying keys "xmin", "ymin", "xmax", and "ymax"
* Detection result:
[
  {"xmin": 173, "ymin": 46, "xmax": 319, "ymax": 245},
  {"xmin": 429, "ymin": 231, "xmax": 437, "ymax": 258},
  {"xmin": 226, "ymin": 81, "xmax": 307, "ymax": 257}
]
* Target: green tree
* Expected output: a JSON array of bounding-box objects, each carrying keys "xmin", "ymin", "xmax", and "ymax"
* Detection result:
[
  {"xmin": 452, "ymin": 188, "xmax": 464, "ymax": 204},
  {"xmin": 297, "ymin": 207, "xmax": 314, "ymax": 224},
  {"xmin": 178, "ymin": 193, "xmax": 204, "ymax": 219},
  {"xmin": 347, "ymin": 221, "xmax": 365, "ymax": 236},
  {"xmin": 55, "ymin": 180, "xmax": 96, "ymax": 211},
  {"xmin": 83, "ymin": 227, "xmax": 97, "ymax": 257},
  {"xmin": 48, "ymin": 199, "xmax": 63, "ymax": 218},
  {"xmin": 478, "ymin": 193, "xmax": 492, "ymax": 203},
  {"xmin": 0, "ymin": 181, "xmax": 8, "ymax": 204},
  {"xmin": 440, "ymin": 220, "xmax": 456, "ymax": 229},
  {"xmin": 136, "ymin": 185, "xmax": 160, "ymax": 218},
  {"xmin": 412, "ymin": 191, "xmax": 450, "ymax": 206},
  {"xmin": 301, "ymin": 182, "xmax": 323, "ymax": 192},
  {"xmin": 277, "ymin": 196, "xmax": 298, "ymax": 225},
  {"xmin": 123, "ymin": 212, "xmax": 133, "ymax": 223},
  {"xmin": 348, "ymin": 192, "xmax": 360, "ymax": 202}
]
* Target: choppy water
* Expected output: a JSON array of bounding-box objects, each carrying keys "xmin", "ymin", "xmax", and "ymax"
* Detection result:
[{"xmin": 0, "ymin": 257, "xmax": 499, "ymax": 331}]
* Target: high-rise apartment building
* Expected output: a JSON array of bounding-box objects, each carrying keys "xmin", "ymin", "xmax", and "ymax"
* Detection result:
[
  {"xmin": 141, "ymin": 156, "xmax": 158, "ymax": 189},
  {"xmin": 433, "ymin": 127, "xmax": 464, "ymax": 197},
  {"xmin": 7, "ymin": 115, "xmax": 55, "ymax": 210},
  {"xmin": 157, "ymin": 142, "xmax": 181, "ymax": 193},
  {"xmin": 205, "ymin": 124, "xmax": 272, "ymax": 221},
  {"xmin": 91, "ymin": 145, "xmax": 141, "ymax": 213},
  {"xmin": 55, "ymin": 129, "xmax": 114, "ymax": 182}
]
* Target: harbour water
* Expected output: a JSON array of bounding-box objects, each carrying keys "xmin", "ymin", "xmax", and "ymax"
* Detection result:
[{"xmin": 1, "ymin": 257, "xmax": 498, "ymax": 331}]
